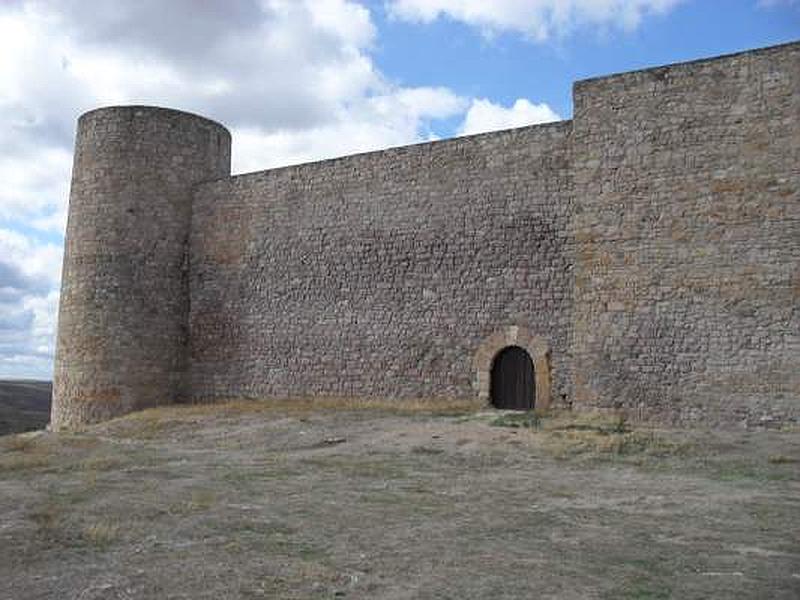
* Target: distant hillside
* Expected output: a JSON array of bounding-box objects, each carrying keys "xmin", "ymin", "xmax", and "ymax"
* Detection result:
[{"xmin": 0, "ymin": 380, "xmax": 51, "ymax": 435}]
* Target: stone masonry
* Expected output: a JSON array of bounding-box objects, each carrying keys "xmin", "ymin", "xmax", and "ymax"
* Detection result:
[{"xmin": 51, "ymin": 42, "xmax": 799, "ymax": 429}]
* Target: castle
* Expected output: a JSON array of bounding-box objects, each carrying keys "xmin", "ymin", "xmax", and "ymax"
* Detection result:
[{"xmin": 51, "ymin": 42, "xmax": 799, "ymax": 430}]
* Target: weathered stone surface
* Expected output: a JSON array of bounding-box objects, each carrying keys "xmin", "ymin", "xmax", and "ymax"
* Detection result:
[
  {"xmin": 51, "ymin": 42, "xmax": 799, "ymax": 429},
  {"xmin": 190, "ymin": 122, "xmax": 574, "ymax": 408},
  {"xmin": 571, "ymin": 42, "xmax": 800, "ymax": 426},
  {"xmin": 51, "ymin": 107, "xmax": 231, "ymax": 429}
]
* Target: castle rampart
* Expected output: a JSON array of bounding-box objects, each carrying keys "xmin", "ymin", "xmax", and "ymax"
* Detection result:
[
  {"xmin": 190, "ymin": 121, "xmax": 574, "ymax": 405},
  {"xmin": 51, "ymin": 42, "xmax": 799, "ymax": 429}
]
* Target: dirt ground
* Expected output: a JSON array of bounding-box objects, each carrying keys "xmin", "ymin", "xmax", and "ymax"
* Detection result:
[{"xmin": 1, "ymin": 400, "xmax": 798, "ymax": 599}]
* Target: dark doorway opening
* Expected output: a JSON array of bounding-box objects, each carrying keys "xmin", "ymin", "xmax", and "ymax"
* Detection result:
[{"xmin": 490, "ymin": 346, "xmax": 535, "ymax": 410}]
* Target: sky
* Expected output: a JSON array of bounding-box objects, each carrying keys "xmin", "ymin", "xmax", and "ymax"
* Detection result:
[{"xmin": 0, "ymin": 0, "xmax": 798, "ymax": 380}]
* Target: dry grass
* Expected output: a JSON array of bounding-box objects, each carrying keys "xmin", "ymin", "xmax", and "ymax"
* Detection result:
[
  {"xmin": 76, "ymin": 454, "xmax": 126, "ymax": 473},
  {"xmin": 169, "ymin": 489, "xmax": 217, "ymax": 515},
  {"xmin": 539, "ymin": 409, "xmax": 630, "ymax": 434},
  {"xmin": 0, "ymin": 433, "xmax": 53, "ymax": 472},
  {"xmin": 82, "ymin": 520, "xmax": 121, "ymax": 547},
  {"xmin": 767, "ymin": 454, "xmax": 797, "ymax": 465},
  {"xmin": 174, "ymin": 396, "xmax": 479, "ymax": 417},
  {"xmin": 31, "ymin": 507, "xmax": 120, "ymax": 548},
  {"xmin": 28, "ymin": 482, "xmax": 122, "ymax": 548},
  {"xmin": 1, "ymin": 432, "xmax": 130, "ymax": 476},
  {"xmin": 0, "ymin": 432, "xmax": 41, "ymax": 452},
  {"xmin": 107, "ymin": 399, "xmax": 692, "ymax": 463},
  {"xmin": 106, "ymin": 396, "xmax": 480, "ymax": 438},
  {"xmin": 490, "ymin": 409, "xmax": 691, "ymax": 460},
  {"xmin": 1, "ymin": 431, "xmax": 154, "ymax": 479},
  {"xmin": 29, "ymin": 503, "xmax": 63, "ymax": 537},
  {"xmin": 58, "ymin": 434, "xmax": 102, "ymax": 449},
  {"xmin": 0, "ymin": 453, "xmax": 52, "ymax": 472},
  {"xmin": 537, "ymin": 428, "xmax": 690, "ymax": 459},
  {"xmin": 3, "ymin": 404, "xmax": 798, "ymax": 599}
]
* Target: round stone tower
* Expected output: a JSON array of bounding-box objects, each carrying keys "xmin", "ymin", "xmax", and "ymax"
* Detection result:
[{"xmin": 51, "ymin": 106, "xmax": 231, "ymax": 430}]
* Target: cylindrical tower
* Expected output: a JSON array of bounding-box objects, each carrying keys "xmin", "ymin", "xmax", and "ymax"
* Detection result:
[{"xmin": 51, "ymin": 106, "xmax": 231, "ymax": 429}]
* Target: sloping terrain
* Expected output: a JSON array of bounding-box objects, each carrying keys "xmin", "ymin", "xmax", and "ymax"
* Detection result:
[
  {"xmin": 0, "ymin": 380, "xmax": 51, "ymax": 435},
  {"xmin": 0, "ymin": 400, "xmax": 798, "ymax": 599}
]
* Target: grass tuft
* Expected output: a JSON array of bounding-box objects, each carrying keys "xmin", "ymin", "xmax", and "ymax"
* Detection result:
[
  {"xmin": 82, "ymin": 520, "xmax": 121, "ymax": 547},
  {"xmin": 0, "ymin": 454, "xmax": 52, "ymax": 472},
  {"xmin": 30, "ymin": 503, "xmax": 63, "ymax": 536},
  {"xmin": 490, "ymin": 411, "xmax": 541, "ymax": 429},
  {"xmin": 540, "ymin": 429, "xmax": 689, "ymax": 459},
  {"xmin": 170, "ymin": 489, "xmax": 217, "ymax": 514},
  {"xmin": 486, "ymin": 409, "xmax": 690, "ymax": 460},
  {"xmin": 0, "ymin": 434, "xmax": 52, "ymax": 473},
  {"xmin": 76, "ymin": 454, "xmax": 126, "ymax": 472},
  {"xmin": 767, "ymin": 454, "xmax": 797, "ymax": 465},
  {"xmin": 0, "ymin": 434, "xmax": 40, "ymax": 452}
]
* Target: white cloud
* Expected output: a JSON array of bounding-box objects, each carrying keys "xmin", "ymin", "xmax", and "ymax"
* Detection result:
[
  {"xmin": 387, "ymin": 0, "xmax": 684, "ymax": 40},
  {"xmin": 458, "ymin": 98, "xmax": 560, "ymax": 136},
  {"xmin": 0, "ymin": 0, "xmax": 483, "ymax": 378},
  {"xmin": 0, "ymin": 148, "xmax": 72, "ymax": 230},
  {"xmin": 0, "ymin": 9, "xmax": 82, "ymax": 234},
  {"xmin": 233, "ymin": 87, "xmax": 467, "ymax": 171},
  {"xmin": 0, "ymin": 0, "xmax": 474, "ymax": 176},
  {"xmin": 0, "ymin": 228, "xmax": 62, "ymax": 379},
  {"xmin": 0, "ymin": 229, "xmax": 62, "ymax": 289},
  {"xmin": 24, "ymin": 291, "xmax": 59, "ymax": 355}
]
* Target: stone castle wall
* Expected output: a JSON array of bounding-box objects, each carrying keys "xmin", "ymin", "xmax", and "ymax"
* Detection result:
[
  {"xmin": 571, "ymin": 42, "xmax": 800, "ymax": 426},
  {"xmin": 51, "ymin": 42, "xmax": 799, "ymax": 428},
  {"xmin": 190, "ymin": 123, "xmax": 574, "ymax": 405}
]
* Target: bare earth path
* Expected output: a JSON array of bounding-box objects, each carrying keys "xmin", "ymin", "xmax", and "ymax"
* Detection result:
[{"xmin": 1, "ymin": 401, "xmax": 798, "ymax": 599}]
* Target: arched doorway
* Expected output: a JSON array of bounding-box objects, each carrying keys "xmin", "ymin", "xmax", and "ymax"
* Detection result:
[
  {"xmin": 490, "ymin": 346, "xmax": 535, "ymax": 410},
  {"xmin": 473, "ymin": 327, "xmax": 551, "ymax": 410}
]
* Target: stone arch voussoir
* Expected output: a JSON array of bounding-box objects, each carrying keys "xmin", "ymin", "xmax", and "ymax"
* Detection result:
[{"xmin": 473, "ymin": 326, "xmax": 552, "ymax": 410}]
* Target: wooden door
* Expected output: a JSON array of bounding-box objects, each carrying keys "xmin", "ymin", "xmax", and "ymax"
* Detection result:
[{"xmin": 490, "ymin": 346, "xmax": 535, "ymax": 410}]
